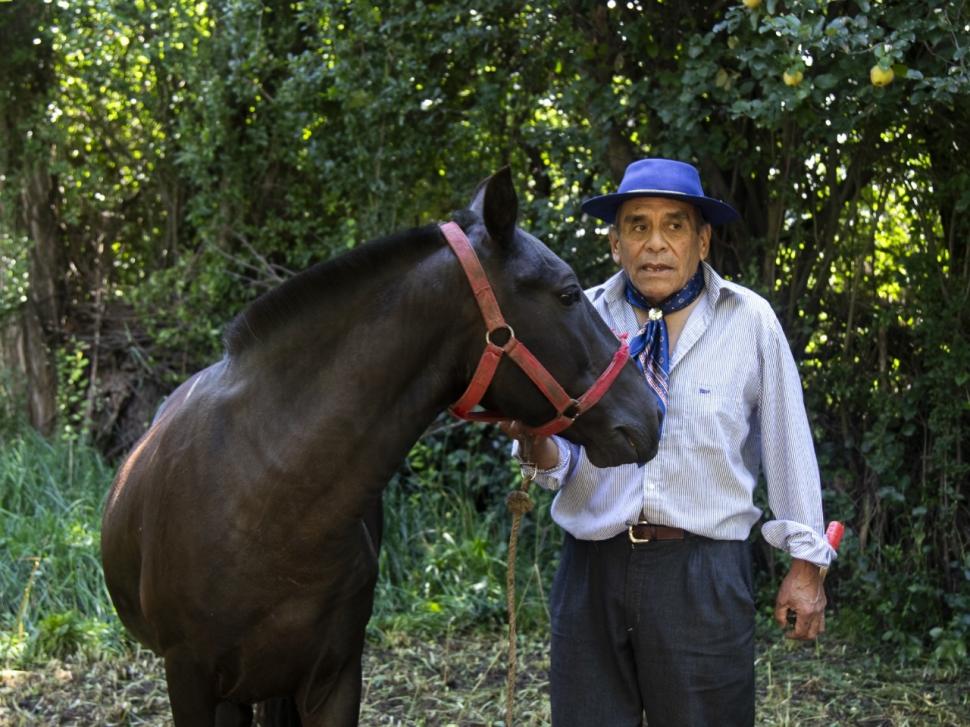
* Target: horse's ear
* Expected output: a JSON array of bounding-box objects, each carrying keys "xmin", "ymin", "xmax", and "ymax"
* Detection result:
[{"xmin": 470, "ymin": 167, "xmax": 518, "ymax": 246}]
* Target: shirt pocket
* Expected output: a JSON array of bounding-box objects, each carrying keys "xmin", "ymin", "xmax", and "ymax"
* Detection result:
[
  {"xmin": 668, "ymin": 383, "xmax": 748, "ymax": 448},
  {"xmin": 679, "ymin": 383, "xmax": 742, "ymax": 412}
]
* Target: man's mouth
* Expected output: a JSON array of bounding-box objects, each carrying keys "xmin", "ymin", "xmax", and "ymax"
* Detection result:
[{"xmin": 640, "ymin": 263, "xmax": 672, "ymax": 273}]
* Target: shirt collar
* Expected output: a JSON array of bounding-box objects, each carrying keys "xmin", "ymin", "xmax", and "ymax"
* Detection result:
[{"xmin": 701, "ymin": 261, "xmax": 730, "ymax": 310}]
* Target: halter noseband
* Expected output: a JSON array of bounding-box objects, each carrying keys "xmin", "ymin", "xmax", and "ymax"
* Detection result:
[{"xmin": 440, "ymin": 221, "xmax": 630, "ymax": 437}]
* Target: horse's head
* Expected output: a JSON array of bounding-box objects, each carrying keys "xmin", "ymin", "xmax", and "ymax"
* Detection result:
[{"xmin": 456, "ymin": 168, "xmax": 661, "ymax": 468}]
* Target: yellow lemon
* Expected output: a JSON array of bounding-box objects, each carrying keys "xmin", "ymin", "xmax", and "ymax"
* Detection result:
[
  {"xmin": 783, "ymin": 69, "xmax": 804, "ymax": 86},
  {"xmin": 870, "ymin": 64, "xmax": 894, "ymax": 87},
  {"xmin": 743, "ymin": 0, "xmax": 762, "ymax": 7}
]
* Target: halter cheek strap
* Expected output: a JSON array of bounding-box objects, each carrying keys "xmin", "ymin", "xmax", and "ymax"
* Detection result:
[{"xmin": 440, "ymin": 221, "xmax": 630, "ymax": 437}]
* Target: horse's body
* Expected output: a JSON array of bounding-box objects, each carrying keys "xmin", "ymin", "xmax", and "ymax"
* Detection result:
[{"xmin": 101, "ymin": 170, "xmax": 660, "ymax": 726}]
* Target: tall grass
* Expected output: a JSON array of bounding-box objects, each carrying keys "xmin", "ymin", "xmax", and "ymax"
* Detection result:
[
  {"xmin": 372, "ymin": 422, "xmax": 560, "ymax": 639},
  {"xmin": 0, "ymin": 426, "xmax": 125, "ymax": 662},
  {"xmin": 0, "ymin": 418, "xmax": 555, "ymax": 663},
  {"xmin": 2, "ymin": 415, "xmax": 968, "ymax": 702}
]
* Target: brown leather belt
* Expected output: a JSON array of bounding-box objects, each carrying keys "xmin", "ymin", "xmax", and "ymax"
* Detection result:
[{"xmin": 627, "ymin": 523, "xmax": 687, "ymax": 544}]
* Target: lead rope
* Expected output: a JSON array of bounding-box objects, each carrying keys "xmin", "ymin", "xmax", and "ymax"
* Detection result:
[{"xmin": 505, "ymin": 440, "xmax": 537, "ymax": 727}]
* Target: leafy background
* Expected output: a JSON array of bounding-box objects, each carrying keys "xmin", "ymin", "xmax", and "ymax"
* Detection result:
[{"xmin": 1, "ymin": 0, "xmax": 968, "ymax": 680}]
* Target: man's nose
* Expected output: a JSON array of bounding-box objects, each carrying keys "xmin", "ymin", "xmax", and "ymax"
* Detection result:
[{"xmin": 643, "ymin": 229, "xmax": 667, "ymax": 251}]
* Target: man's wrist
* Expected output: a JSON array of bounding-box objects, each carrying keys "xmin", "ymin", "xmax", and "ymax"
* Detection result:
[
  {"xmin": 519, "ymin": 437, "xmax": 559, "ymax": 471},
  {"xmin": 791, "ymin": 557, "xmax": 827, "ymax": 581}
]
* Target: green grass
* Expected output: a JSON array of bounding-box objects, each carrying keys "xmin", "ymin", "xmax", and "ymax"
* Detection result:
[
  {"xmin": 0, "ymin": 427, "xmax": 128, "ymax": 663},
  {"xmin": 0, "ymin": 419, "xmax": 554, "ymax": 664},
  {"xmin": 755, "ymin": 634, "xmax": 970, "ymax": 726},
  {"xmin": 373, "ymin": 425, "xmax": 560, "ymax": 638},
  {"xmin": 0, "ymin": 421, "xmax": 968, "ymax": 723}
]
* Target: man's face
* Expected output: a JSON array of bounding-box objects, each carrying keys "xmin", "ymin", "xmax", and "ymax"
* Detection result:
[{"xmin": 609, "ymin": 197, "xmax": 711, "ymax": 304}]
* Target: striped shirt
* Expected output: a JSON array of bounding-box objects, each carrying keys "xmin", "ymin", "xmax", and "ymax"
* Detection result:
[{"xmin": 522, "ymin": 263, "xmax": 835, "ymax": 567}]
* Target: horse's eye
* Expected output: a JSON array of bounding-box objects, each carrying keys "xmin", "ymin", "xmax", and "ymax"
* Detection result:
[{"xmin": 559, "ymin": 289, "xmax": 582, "ymax": 307}]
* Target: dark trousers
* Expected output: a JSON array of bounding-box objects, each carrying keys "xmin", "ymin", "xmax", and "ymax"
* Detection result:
[{"xmin": 549, "ymin": 532, "xmax": 755, "ymax": 727}]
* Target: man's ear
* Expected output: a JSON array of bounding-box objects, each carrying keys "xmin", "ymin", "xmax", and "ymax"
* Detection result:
[
  {"xmin": 699, "ymin": 222, "xmax": 712, "ymax": 260},
  {"xmin": 469, "ymin": 167, "xmax": 517, "ymax": 247},
  {"xmin": 609, "ymin": 226, "xmax": 622, "ymax": 265}
]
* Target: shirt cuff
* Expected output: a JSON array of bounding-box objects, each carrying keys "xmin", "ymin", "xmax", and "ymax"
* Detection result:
[
  {"xmin": 761, "ymin": 520, "xmax": 837, "ymax": 568},
  {"xmin": 511, "ymin": 436, "xmax": 571, "ymax": 491}
]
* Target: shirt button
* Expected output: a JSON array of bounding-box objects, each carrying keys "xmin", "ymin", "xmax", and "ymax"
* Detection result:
[{"xmin": 646, "ymin": 481, "xmax": 656, "ymax": 491}]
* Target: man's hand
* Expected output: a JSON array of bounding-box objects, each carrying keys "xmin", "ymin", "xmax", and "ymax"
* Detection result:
[
  {"xmin": 497, "ymin": 421, "xmax": 559, "ymax": 471},
  {"xmin": 774, "ymin": 558, "xmax": 827, "ymax": 640}
]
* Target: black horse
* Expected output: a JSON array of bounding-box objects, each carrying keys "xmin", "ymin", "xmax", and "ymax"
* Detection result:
[{"xmin": 101, "ymin": 169, "xmax": 661, "ymax": 726}]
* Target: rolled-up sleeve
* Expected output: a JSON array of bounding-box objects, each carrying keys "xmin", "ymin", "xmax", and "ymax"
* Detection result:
[{"xmin": 758, "ymin": 313, "xmax": 836, "ymax": 567}]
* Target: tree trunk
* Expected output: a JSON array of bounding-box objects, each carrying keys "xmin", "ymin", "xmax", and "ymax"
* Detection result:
[
  {"xmin": 0, "ymin": 2, "xmax": 61, "ymax": 435},
  {"xmin": 2, "ymin": 158, "xmax": 64, "ymax": 435}
]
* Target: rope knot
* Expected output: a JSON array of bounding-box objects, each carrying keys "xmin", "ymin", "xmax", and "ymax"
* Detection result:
[{"xmin": 506, "ymin": 489, "xmax": 534, "ymax": 515}]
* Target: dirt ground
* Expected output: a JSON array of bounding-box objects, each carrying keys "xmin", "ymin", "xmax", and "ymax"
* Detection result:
[
  {"xmin": 1, "ymin": 632, "xmax": 967, "ymax": 726},
  {"xmin": 0, "ymin": 634, "xmax": 547, "ymax": 726}
]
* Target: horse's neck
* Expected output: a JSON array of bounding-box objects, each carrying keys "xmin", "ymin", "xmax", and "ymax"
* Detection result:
[{"xmin": 224, "ymin": 240, "xmax": 477, "ymax": 490}]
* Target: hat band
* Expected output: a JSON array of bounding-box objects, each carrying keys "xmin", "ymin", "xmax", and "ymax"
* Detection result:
[{"xmin": 617, "ymin": 188, "xmax": 697, "ymax": 197}]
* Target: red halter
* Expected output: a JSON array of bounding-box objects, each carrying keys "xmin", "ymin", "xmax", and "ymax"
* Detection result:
[{"xmin": 441, "ymin": 221, "xmax": 630, "ymax": 437}]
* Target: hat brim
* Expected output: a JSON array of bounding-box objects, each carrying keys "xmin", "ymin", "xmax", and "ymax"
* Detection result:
[{"xmin": 582, "ymin": 190, "xmax": 740, "ymax": 226}]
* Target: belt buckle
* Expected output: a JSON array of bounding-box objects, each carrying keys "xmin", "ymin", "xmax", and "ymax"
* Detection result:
[{"xmin": 628, "ymin": 522, "xmax": 652, "ymax": 544}]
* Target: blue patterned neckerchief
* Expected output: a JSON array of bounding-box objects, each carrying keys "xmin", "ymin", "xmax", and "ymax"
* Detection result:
[{"xmin": 625, "ymin": 265, "xmax": 706, "ymax": 420}]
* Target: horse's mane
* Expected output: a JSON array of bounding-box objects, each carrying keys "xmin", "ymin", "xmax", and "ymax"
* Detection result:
[{"xmin": 223, "ymin": 222, "xmax": 452, "ymax": 355}]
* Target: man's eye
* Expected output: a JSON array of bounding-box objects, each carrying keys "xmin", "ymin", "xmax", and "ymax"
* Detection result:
[{"xmin": 559, "ymin": 290, "xmax": 582, "ymax": 306}]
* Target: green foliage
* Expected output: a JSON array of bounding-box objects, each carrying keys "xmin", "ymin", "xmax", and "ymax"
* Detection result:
[
  {"xmin": 28, "ymin": 610, "xmax": 112, "ymax": 662},
  {"xmin": 0, "ymin": 233, "xmax": 30, "ymax": 320},
  {"xmin": 1, "ymin": 0, "xmax": 968, "ymax": 666},
  {"xmin": 53, "ymin": 340, "xmax": 91, "ymax": 440},
  {"xmin": 0, "ymin": 425, "xmax": 128, "ymax": 664},
  {"xmin": 374, "ymin": 421, "xmax": 558, "ymax": 638},
  {"xmin": 0, "ymin": 417, "xmax": 556, "ymax": 663}
]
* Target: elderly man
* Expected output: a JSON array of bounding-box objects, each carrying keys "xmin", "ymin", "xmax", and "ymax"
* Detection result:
[{"xmin": 503, "ymin": 158, "xmax": 835, "ymax": 726}]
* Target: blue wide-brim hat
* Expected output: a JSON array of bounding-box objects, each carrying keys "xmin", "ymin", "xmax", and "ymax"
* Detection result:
[{"xmin": 581, "ymin": 158, "xmax": 740, "ymax": 226}]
